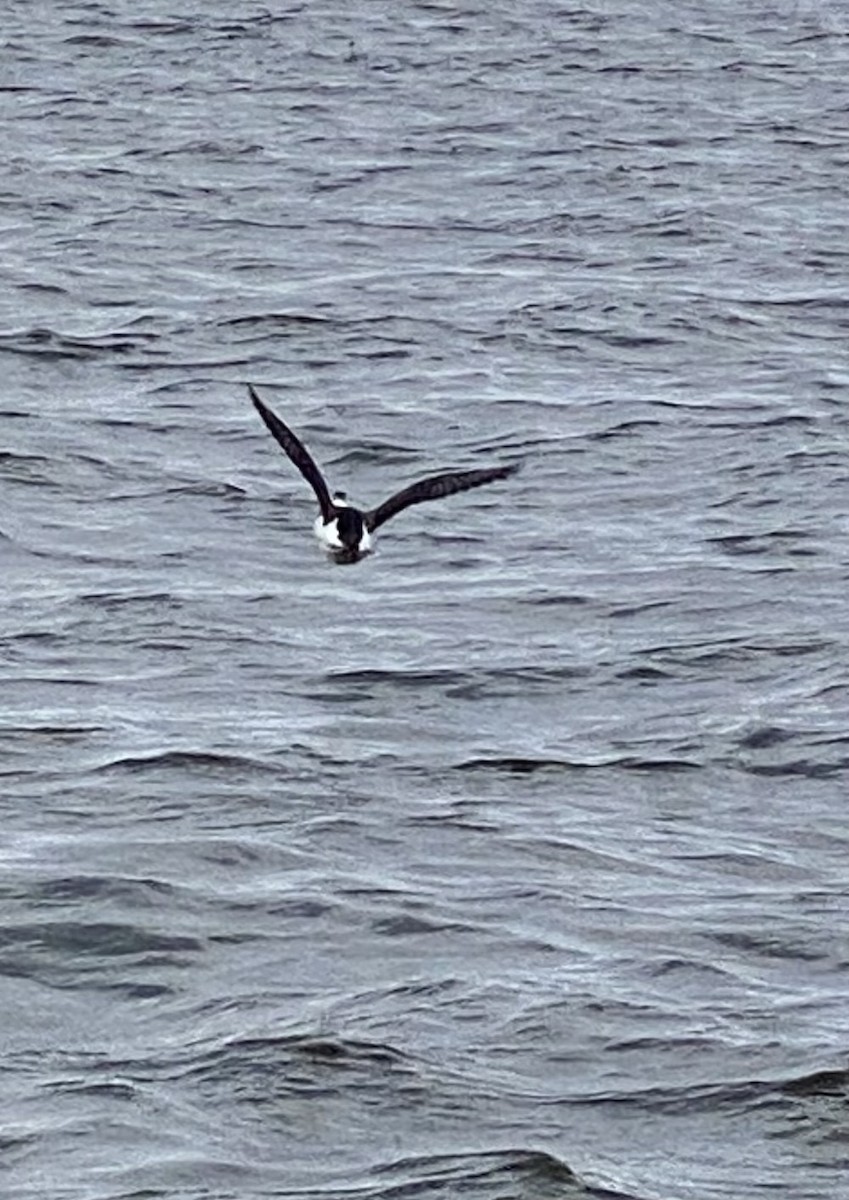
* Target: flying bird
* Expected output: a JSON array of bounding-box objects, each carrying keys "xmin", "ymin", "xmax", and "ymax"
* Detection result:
[{"xmin": 248, "ymin": 384, "xmax": 518, "ymax": 563}]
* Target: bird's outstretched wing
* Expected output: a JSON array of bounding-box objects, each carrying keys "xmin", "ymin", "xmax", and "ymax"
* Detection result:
[
  {"xmin": 248, "ymin": 385, "xmax": 334, "ymax": 522},
  {"xmin": 365, "ymin": 463, "xmax": 518, "ymax": 532}
]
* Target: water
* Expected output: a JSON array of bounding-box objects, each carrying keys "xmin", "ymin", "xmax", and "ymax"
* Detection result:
[{"xmin": 2, "ymin": 3, "xmax": 848, "ymax": 1198}]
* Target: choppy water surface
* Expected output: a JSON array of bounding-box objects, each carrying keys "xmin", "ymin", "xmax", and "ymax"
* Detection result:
[{"xmin": 2, "ymin": 3, "xmax": 848, "ymax": 1198}]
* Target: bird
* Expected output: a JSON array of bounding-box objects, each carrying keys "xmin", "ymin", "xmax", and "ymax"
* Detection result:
[{"xmin": 248, "ymin": 384, "xmax": 518, "ymax": 563}]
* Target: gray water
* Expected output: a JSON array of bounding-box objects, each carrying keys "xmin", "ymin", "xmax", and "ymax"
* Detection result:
[{"xmin": 2, "ymin": 3, "xmax": 848, "ymax": 1198}]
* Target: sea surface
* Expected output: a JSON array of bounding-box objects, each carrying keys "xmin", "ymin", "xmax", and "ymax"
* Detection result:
[{"xmin": 2, "ymin": 3, "xmax": 848, "ymax": 1199}]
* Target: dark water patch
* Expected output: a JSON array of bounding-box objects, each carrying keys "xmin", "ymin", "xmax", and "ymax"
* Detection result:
[
  {"xmin": 120, "ymin": 18, "xmax": 197, "ymax": 36},
  {"xmin": 0, "ymin": 1132, "xmax": 37, "ymax": 1166},
  {"xmin": 617, "ymin": 756, "xmax": 700, "ymax": 772},
  {"xmin": 373, "ymin": 912, "xmax": 473, "ymax": 937},
  {"xmin": 46, "ymin": 1078, "xmax": 140, "ymax": 1101},
  {"xmin": 86, "ymin": 415, "xmax": 179, "ymax": 434},
  {"xmin": 452, "ymin": 757, "xmax": 586, "ymax": 775},
  {"xmin": 0, "ymin": 326, "xmax": 157, "ymax": 360},
  {"xmin": 403, "ymin": 807, "xmax": 503, "ymax": 833},
  {"xmin": 519, "ymin": 592, "xmax": 591, "ymax": 607},
  {"xmin": 417, "ymin": 530, "xmax": 487, "ymax": 548},
  {"xmin": 607, "ymin": 601, "xmax": 673, "ymax": 619},
  {"xmin": 582, "ymin": 1076, "xmax": 789, "ymax": 1118},
  {"xmin": 218, "ymin": 311, "xmax": 332, "ymax": 335},
  {"xmin": 180, "ymin": 1029, "xmax": 410, "ymax": 1091},
  {"xmin": 116, "ymin": 351, "xmax": 257, "ymax": 373},
  {"xmin": 738, "ymin": 725, "xmax": 797, "ymax": 750},
  {"xmin": 308, "ymin": 667, "xmax": 468, "ymax": 698},
  {"xmin": 365, "ymin": 1148, "xmax": 622, "ymax": 1200},
  {"xmin": 334, "ymin": 442, "xmax": 422, "ymax": 468},
  {"xmin": 445, "ymin": 670, "xmax": 591, "ymax": 701},
  {"xmin": 590, "ymin": 1059, "xmax": 849, "ymax": 1134},
  {"xmin": 279, "ymin": 1035, "xmax": 404, "ymax": 1066},
  {"xmin": 707, "ymin": 530, "xmax": 815, "ymax": 557},
  {"xmin": 712, "ymin": 930, "xmax": 828, "ymax": 964},
  {"xmin": 62, "ymin": 34, "xmax": 132, "ymax": 49},
  {"xmin": 454, "ymin": 755, "xmax": 698, "ymax": 775},
  {"xmin": 0, "ymin": 723, "xmax": 105, "ymax": 740},
  {"xmin": 78, "ymin": 590, "xmax": 182, "ymax": 611},
  {"xmin": 616, "ymin": 666, "xmax": 673, "ymax": 681},
  {"xmin": 0, "ymin": 450, "xmax": 67, "ymax": 487},
  {"xmin": 347, "ymin": 344, "xmax": 414, "ymax": 361},
  {"xmin": 150, "ymin": 138, "xmax": 267, "ymax": 162},
  {"xmin": 263, "ymin": 895, "xmax": 333, "ymax": 920},
  {"xmin": 813, "ymin": 734, "xmax": 849, "ymax": 752},
  {"xmin": 741, "ymin": 759, "xmax": 847, "ymax": 780},
  {"xmin": 728, "ymin": 725, "xmax": 843, "ymax": 778},
  {"xmin": 0, "ymin": 921, "xmax": 201, "ymax": 990},
  {"xmin": 780, "ymin": 1065, "xmax": 848, "ymax": 1099},
  {"xmin": 103, "ymin": 478, "xmax": 247, "ymax": 501},
  {"xmin": 94, "ymin": 750, "xmax": 278, "ymax": 778},
  {"xmin": 0, "ymin": 921, "xmax": 201, "ymax": 959},
  {"xmin": 639, "ymin": 957, "xmax": 743, "ymax": 987},
  {"xmin": 25, "ymin": 874, "xmax": 177, "ymax": 907},
  {"xmin": 589, "ymin": 419, "xmax": 666, "ymax": 440},
  {"xmin": 750, "ymin": 638, "xmax": 835, "ymax": 659},
  {"xmin": 314, "ymin": 665, "xmax": 592, "ymax": 704},
  {"xmin": 637, "ymin": 634, "xmax": 835, "ymax": 671},
  {"xmin": 764, "ymin": 1067, "xmax": 849, "ymax": 1162}
]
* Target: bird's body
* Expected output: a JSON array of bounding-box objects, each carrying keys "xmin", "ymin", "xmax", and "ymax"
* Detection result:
[
  {"xmin": 248, "ymin": 384, "xmax": 517, "ymax": 563},
  {"xmin": 313, "ymin": 497, "xmax": 372, "ymax": 561}
]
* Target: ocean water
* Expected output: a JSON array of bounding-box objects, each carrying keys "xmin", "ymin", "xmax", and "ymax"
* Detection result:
[{"xmin": 2, "ymin": 3, "xmax": 848, "ymax": 1198}]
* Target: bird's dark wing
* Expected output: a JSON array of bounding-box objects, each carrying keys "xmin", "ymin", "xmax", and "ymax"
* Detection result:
[
  {"xmin": 365, "ymin": 463, "xmax": 518, "ymax": 532},
  {"xmin": 248, "ymin": 385, "xmax": 334, "ymax": 522}
]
